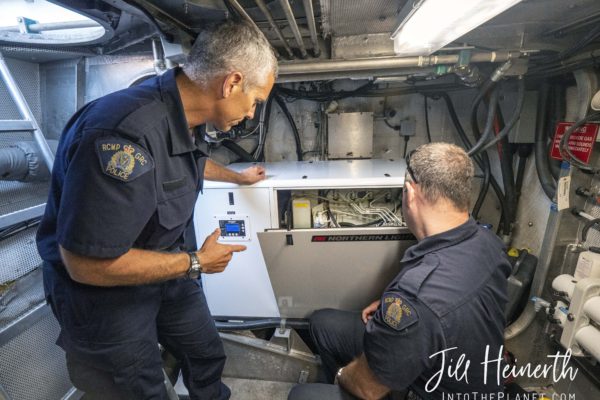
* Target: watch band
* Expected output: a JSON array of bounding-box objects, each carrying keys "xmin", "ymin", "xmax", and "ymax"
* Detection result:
[
  {"xmin": 187, "ymin": 252, "xmax": 202, "ymax": 279},
  {"xmin": 334, "ymin": 367, "xmax": 344, "ymax": 385}
]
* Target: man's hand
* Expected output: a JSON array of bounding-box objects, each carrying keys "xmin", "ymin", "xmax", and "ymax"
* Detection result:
[
  {"xmin": 361, "ymin": 299, "xmax": 381, "ymax": 324},
  {"xmin": 237, "ymin": 165, "xmax": 266, "ymax": 185},
  {"xmin": 196, "ymin": 229, "xmax": 246, "ymax": 273}
]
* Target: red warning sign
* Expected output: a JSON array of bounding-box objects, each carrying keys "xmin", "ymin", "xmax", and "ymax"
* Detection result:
[{"xmin": 550, "ymin": 122, "xmax": 599, "ymax": 164}]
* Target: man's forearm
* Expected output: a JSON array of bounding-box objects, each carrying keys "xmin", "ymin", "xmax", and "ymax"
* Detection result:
[
  {"xmin": 204, "ymin": 158, "xmax": 242, "ymax": 183},
  {"xmin": 60, "ymin": 246, "xmax": 189, "ymax": 287},
  {"xmin": 339, "ymin": 354, "xmax": 390, "ymax": 400}
]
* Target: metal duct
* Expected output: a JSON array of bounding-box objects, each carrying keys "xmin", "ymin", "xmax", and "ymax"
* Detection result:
[
  {"xmin": 254, "ymin": 0, "xmax": 295, "ymax": 59},
  {"xmin": 0, "ymin": 140, "xmax": 58, "ymax": 182},
  {"xmin": 302, "ymin": 0, "xmax": 320, "ymax": 57},
  {"xmin": 278, "ymin": 0, "xmax": 308, "ymax": 58},
  {"xmin": 278, "ymin": 51, "xmax": 523, "ymax": 77}
]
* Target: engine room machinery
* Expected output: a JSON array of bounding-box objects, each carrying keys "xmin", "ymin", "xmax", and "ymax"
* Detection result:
[{"xmin": 194, "ymin": 159, "xmax": 416, "ymax": 319}]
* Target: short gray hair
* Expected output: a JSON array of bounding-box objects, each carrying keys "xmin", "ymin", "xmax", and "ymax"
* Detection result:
[
  {"xmin": 183, "ymin": 20, "xmax": 278, "ymax": 90},
  {"xmin": 408, "ymin": 142, "xmax": 474, "ymax": 211}
]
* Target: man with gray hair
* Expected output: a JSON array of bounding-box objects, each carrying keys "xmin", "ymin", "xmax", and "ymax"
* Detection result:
[
  {"xmin": 289, "ymin": 143, "xmax": 511, "ymax": 399},
  {"xmin": 37, "ymin": 20, "xmax": 277, "ymax": 399}
]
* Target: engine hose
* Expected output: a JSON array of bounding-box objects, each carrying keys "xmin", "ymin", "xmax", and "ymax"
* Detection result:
[
  {"xmin": 480, "ymin": 78, "xmax": 526, "ymax": 152},
  {"xmin": 214, "ymin": 318, "xmax": 309, "ymax": 331},
  {"xmin": 560, "ymin": 111, "xmax": 600, "ymax": 172},
  {"xmin": 255, "ymin": 95, "xmax": 275, "ymax": 161},
  {"xmin": 494, "ymin": 104, "xmax": 517, "ymax": 228},
  {"xmin": 534, "ymin": 83, "xmax": 557, "ymax": 200},
  {"xmin": 515, "ymin": 144, "xmax": 533, "ymax": 204},
  {"xmin": 274, "ymin": 94, "xmax": 303, "ymax": 161},
  {"xmin": 439, "ymin": 93, "xmax": 509, "ymax": 233},
  {"xmin": 468, "ymin": 88, "xmax": 499, "ymax": 156},
  {"xmin": 222, "ymin": 140, "xmax": 255, "ymax": 162}
]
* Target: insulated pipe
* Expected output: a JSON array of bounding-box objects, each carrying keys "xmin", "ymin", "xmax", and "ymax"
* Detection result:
[
  {"xmin": 0, "ymin": 140, "xmax": 58, "ymax": 181},
  {"xmin": 584, "ymin": 296, "xmax": 600, "ymax": 323},
  {"xmin": 0, "ymin": 53, "xmax": 54, "ymax": 171},
  {"xmin": 278, "ymin": 0, "xmax": 308, "ymax": 59},
  {"xmin": 575, "ymin": 326, "xmax": 600, "ymax": 362},
  {"xmin": 278, "ymin": 51, "xmax": 521, "ymax": 75},
  {"xmin": 302, "ymin": 0, "xmax": 320, "ymax": 57},
  {"xmin": 255, "ymin": 0, "xmax": 295, "ymax": 59},
  {"xmin": 552, "ymin": 274, "xmax": 576, "ymax": 299}
]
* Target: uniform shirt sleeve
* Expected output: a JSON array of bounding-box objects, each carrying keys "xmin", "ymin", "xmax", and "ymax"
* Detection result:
[
  {"xmin": 364, "ymin": 289, "xmax": 445, "ymax": 391},
  {"xmin": 57, "ymin": 130, "xmax": 157, "ymax": 258}
]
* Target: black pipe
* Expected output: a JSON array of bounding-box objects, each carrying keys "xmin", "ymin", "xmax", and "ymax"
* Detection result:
[
  {"xmin": 256, "ymin": 95, "xmax": 275, "ymax": 161},
  {"xmin": 494, "ymin": 102, "xmax": 517, "ymax": 228},
  {"xmin": 222, "ymin": 140, "xmax": 255, "ymax": 162},
  {"xmin": 515, "ymin": 144, "xmax": 533, "ymax": 204},
  {"xmin": 468, "ymin": 88, "xmax": 499, "ymax": 156},
  {"xmin": 274, "ymin": 94, "xmax": 303, "ymax": 161},
  {"xmin": 439, "ymin": 93, "xmax": 509, "ymax": 235},
  {"xmin": 215, "ymin": 318, "xmax": 309, "ymax": 331},
  {"xmin": 480, "ymin": 78, "xmax": 526, "ymax": 152},
  {"xmin": 534, "ymin": 83, "xmax": 557, "ymax": 200}
]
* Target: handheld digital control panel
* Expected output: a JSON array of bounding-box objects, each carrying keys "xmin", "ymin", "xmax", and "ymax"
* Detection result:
[{"xmin": 215, "ymin": 216, "xmax": 250, "ymax": 241}]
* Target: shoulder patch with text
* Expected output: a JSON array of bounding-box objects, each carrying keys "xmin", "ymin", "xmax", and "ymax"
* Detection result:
[
  {"xmin": 381, "ymin": 292, "xmax": 419, "ymax": 331},
  {"xmin": 95, "ymin": 138, "xmax": 154, "ymax": 182}
]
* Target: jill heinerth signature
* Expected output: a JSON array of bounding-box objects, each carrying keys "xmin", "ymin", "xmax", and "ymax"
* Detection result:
[{"xmin": 425, "ymin": 345, "xmax": 579, "ymax": 393}]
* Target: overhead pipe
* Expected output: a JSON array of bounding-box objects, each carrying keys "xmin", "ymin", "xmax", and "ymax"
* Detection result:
[
  {"xmin": 3, "ymin": 20, "xmax": 99, "ymax": 33},
  {"xmin": 254, "ymin": 0, "xmax": 295, "ymax": 59},
  {"xmin": 301, "ymin": 0, "xmax": 320, "ymax": 57},
  {"xmin": 278, "ymin": 51, "xmax": 522, "ymax": 76},
  {"xmin": 225, "ymin": 0, "xmax": 263, "ymax": 32},
  {"xmin": 278, "ymin": 0, "xmax": 308, "ymax": 59},
  {"xmin": 151, "ymin": 37, "xmax": 167, "ymax": 75}
]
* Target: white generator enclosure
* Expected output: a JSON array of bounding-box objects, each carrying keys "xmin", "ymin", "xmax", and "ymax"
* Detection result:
[{"xmin": 193, "ymin": 159, "xmax": 416, "ymax": 319}]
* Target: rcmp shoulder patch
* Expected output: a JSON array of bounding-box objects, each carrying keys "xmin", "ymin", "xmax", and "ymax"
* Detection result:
[
  {"xmin": 95, "ymin": 137, "xmax": 154, "ymax": 182},
  {"xmin": 381, "ymin": 292, "xmax": 419, "ymax": 331}
]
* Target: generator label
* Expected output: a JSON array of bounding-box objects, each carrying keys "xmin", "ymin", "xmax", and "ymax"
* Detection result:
[
  {"xmin": 550, "ymin": 122, "xmax": 599, "ymax": 164},
  {"xmin": 311, "ymin": 233, "xmax": 416, "ymax": 242}
]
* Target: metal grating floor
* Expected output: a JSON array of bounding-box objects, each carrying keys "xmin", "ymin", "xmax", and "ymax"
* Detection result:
[{"xmin": 0, "ymin": 307, "xmax": 72, "ymax": 400}]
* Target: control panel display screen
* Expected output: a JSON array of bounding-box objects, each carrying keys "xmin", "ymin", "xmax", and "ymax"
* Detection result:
[
  {"xmin": 219, "ymin": 219, "xmax": 246, "ymax": 237},
  {"xmin": 225, "ymin": 223, "xmax": 240, "ymax": 233}
]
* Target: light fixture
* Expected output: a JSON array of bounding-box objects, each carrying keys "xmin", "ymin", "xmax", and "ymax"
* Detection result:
[{"xmin": 391, "ymin": 0, "xmax": 524, "ymax": 56}]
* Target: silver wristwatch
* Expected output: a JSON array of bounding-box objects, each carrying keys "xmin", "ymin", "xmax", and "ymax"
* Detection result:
[{"xmin": 187, "ymin": 252, "xmax": 202, "ymax": 279}]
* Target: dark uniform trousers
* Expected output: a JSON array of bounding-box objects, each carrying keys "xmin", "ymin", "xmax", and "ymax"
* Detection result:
[
  {"xmin": 44, "ymin": 263, "xmax": 230, "ymax": 400},
  {"xmin": 288, "ymin": 309, "xmax": 412, "ymax": 400}
]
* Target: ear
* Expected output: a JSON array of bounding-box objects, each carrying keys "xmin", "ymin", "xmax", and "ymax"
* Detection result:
[
  {"xmin": 404, "ymin": 181, "xmax": 416, "ymax": 205},
  {"xmin": 222, "ymin": 71, "xmax": 244, "ymax": 98}
]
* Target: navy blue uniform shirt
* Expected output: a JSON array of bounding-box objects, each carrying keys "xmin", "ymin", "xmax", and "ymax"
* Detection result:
[
  {"xmin": 364, "ymin": 218, "xmax": 511, "ymax": 398},
  {"xmin": 36, "ymin": 67, "xmax": 207, "ymax": 268}
]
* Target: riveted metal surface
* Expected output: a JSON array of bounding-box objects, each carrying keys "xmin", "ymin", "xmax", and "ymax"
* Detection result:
[
  {"xmin": 0, "ymin": 307, "xmax": 72, "ymax": 400},
  {"xmin": 320, "ymin": 0, "xmax": 403, "ymax": 37}
]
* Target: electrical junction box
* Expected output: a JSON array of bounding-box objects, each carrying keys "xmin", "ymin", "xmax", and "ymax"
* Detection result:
[
  {"xmin": 574, "ymin": 251, "xmax": 600, "ymax": 280},
  {"xmin": 193, "ymin": 159, "xmax": 416, "ymax": 319}
]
